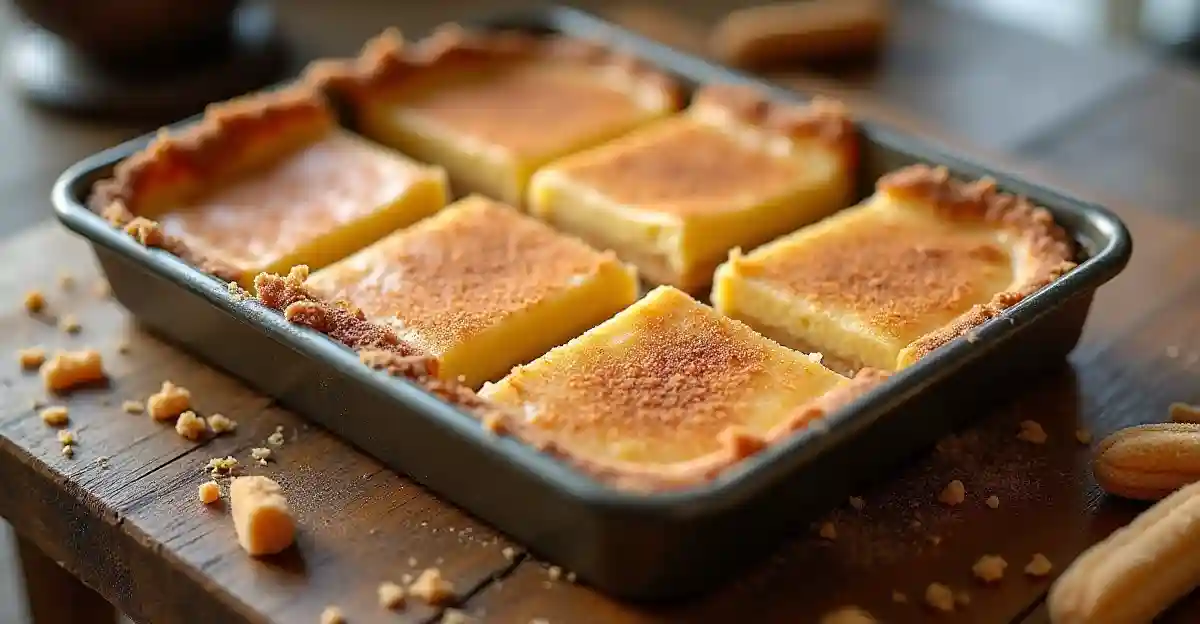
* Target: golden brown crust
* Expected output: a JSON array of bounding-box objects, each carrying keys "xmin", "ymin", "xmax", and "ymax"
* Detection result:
[
  {"xmin": 253, "ymin": 269, "xmax": 434, "ymax": 370},
  {"xmin": 885, "ymin": 165, "xmax": 1078, "ymax": 366},
  {"xmin": 303, "ymin": 23, "xmax": 683, "ymax": 112},
  {"xmin": 88, "ymin": 86, "xmax": 336, "ymax": 281},
  {"xmin": 491, "ymin": 368, "xmax": 889, "ymax": 492},
  {"xmin": 690, "ymin": 84, "xmax": 857, "ymax": 167}
]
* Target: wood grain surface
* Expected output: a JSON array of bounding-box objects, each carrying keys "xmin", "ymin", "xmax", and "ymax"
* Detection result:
[{"xmin": 3, "ymin": 0, "xmax": 1200, "ymax": 623}]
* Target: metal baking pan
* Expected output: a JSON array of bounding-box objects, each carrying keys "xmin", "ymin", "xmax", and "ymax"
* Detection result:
[{"xmin": 52, "ymin": 5, "xmax": 1132, "ymax": 601}]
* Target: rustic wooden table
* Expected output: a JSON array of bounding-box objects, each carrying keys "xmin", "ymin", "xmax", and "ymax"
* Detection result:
[{"xmin": 2, "ymin": 1, "xmax": 1199, "ymax": 622}]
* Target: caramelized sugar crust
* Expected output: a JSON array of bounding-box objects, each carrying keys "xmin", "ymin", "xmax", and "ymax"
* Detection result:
[
  {"xmin": 89, "ymin": 86, "xmax": 337, "ymax": 281},
  {"xmin": 303, "ymin": 24, "xmax": 682, "ymax": 112},
  {"xmin": 878, "ymin": 165, "xmax": 1077, "ymax": 362},
  {"xmin": 690, "ymin": 84, "xmax": 855, "ymax": 156},
  {"xmin": 552, "ymin": 118, "xmax": 820, "ymax": 214},
  {"xmin": 482, "ymin": 288, "xmax": 890, "ymax": 491},
  {"xmin": 306, "ymin": 196, "xmax": 625, "ymax": 355}
]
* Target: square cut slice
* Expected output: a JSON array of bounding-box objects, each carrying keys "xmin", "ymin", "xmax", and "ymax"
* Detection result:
[
  {"xmin": 88, "ymin": 87, "xmax": 448, "ymax": 288},
  {"xmin": 306, "ymin": 26, "xmax": 682, "ymax": 207},
  {"xmin": 528, "ymin": 84, "xmax": 856, "ymax": 294},
  {"xmin": 479, "ymin": 286, "xmax": 888, "ymax": 491},
  {"xmin": 712, "ymin": 165, "xmax": 1078, "ymax": 374},
  {"xmin": 305, "ymin": 195, "xmax": 639, "ymax": 388}
]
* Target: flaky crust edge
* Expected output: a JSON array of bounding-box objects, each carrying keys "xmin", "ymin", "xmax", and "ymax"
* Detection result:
[
  {"xmin": 888, "ymin": 164, "xmax": 1079, "ymax": 368},
  {"xmin": 487, "ymin": 368, "xmax": 891, "ymax": 492},
  {"xmin": 689, "ymin": 84, "xmax": 858, "ymax": 170},
  {"xmin": 87, "ymin": 86, "xmax": 337, "ymax": 282},
  {"xmin": 303, "ymin": 23, "xmax": 684, "ymax": 113}
]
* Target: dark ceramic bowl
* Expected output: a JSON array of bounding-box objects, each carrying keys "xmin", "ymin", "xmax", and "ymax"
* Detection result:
[{"xmin": 13, "ymin": 0, "xmax": 241, "ymax": 64}]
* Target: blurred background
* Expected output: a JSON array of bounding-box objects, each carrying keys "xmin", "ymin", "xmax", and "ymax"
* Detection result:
[{"xmin": 1, "ymin": 0, "xmax": 1198, "ymax": 621}]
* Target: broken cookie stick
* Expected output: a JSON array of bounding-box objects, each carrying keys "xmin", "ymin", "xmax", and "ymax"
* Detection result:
[
  {"xmin": 1048, "ymin": 479, "xmax": 1200, "ymax": 623},
  {"xmin": 229, "ymin": 476, "xmax": 295, "ymax": 556}
]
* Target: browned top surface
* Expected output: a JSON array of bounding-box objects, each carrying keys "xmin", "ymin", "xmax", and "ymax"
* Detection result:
[
  {"xmin": 547, "ymin": 116, "xmax": 825, "ymax": 215},
  {"xmin": 390, "ymin": 63, "xmax": 661, "ymax": 158},
  {"xmin": 484, "ymin": 286, "xmax": 845, "ymax": 466},
  {"xmin": 159, "ymin": 132, "xmax": 432, "ymax": 271},
  {"xmin": 737, "ymin": 199, "xmax": 1014, "ymax": 344},
  {"xmin": 305, "ymin": 196, "xmax": 623, "ymax": 355}
]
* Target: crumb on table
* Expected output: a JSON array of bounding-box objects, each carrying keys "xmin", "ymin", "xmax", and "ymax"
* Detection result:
[
  {"xmin": 819, "ymin": 521, "xmax": 837, "ymax": 540},
  {"xmin": 198, "ymin": 481, "xmax": 221, "ymax": 505},
  {"xmin": 174, "ymin": 411, "xmax": 208, "ymax": 441},
  {"xmin": 924, "ymin": 583, "xmax": 955, "ymax": 612},
  {"xmin": 59, "ymin": 315, "xmax": 81, "ymax": 335},
  {"xmin": 57, "ymin": 272, "xmax": 75, "ymax": 290},
  {"xmin": 939, "ymin": 479, "xmax": 966, "ymax": 506},
  {"xmin": 206, "ymin": 456, "xmax": 238, "ymax": 476},
  {"xmin": 819, "ymin": 606, "xmax": 876, "ymax": 624},
  {"xmin": 892, "ymin": 591, "xmax": 907, "ymax": 603},
  {"xmin": 39, "ymin": 406, "xmax": 68, "ymax": 427},
  {"xmin": 148, "ymin": 381, "xmax": 191, "ymax": 421},
  {"xmin": 1025, "ymin": 553, "xmax": 1053, "ymax": 577},
  {"xmin": 251, "ymin": 447, "xmax": 271, "ymax": 464},
  {"xmin": 229, "ymin": 475, "xmax": 294, "ymax": 556},
  {"xmin": 501, "ymin": 546, "xmax": 516, "ymax": 561},
  {"xmin": 985, "ymin": 495, "xmax": 1000, "ymax": 509},
  {"xmin": 121, "ymin": 400, "xmax": 145, "ymax": 415},
  {"xmin": 955, "ymin": 591, "xmax": 971, "ymax": 607},
  {"xmin": 378, "ymin": 581, "xmax": 406, "ymax": 609},
  {"xmin": 61, "ymin": 444, "xmax": 74, "ymax": 458},
  {"xmin": 23, "ymin": 290, "xmax": 46, "ymax": 314},
  {"xmin": 207, "ymin": 413, "xmax": 237, "ymax": 434},
  {"xmin": 319, "ymin": 606, "xmax": 344, "ymax": 624},
  {"xmin": 56, "ymin": 430, "xmax": 74, "ymax": 446},
  {"xmin": 441, "ymin": 609, "xmax": 471, "ymax": 624},
  {"xmin": 1075, "ymin": 428, "xmax": 1093, "ymax": 444},
  {"xmin": 267, "ymin": 426, "xmax": 285, "ymax": 446},
  {"xmin": 41, "ymin": 349, "xmax": 105, "ymax": 392},
  {"xmin": 972, "ymin": 555, "xmax": 1007, "ymax": 583},
  {"xmin": 1018, "ymin": 420, "xmax": 1048, "ymax": 444},
  {"xmin": 409, "ymin": 568, "xmax": 455, "ymax": 605},
  {"xmin": 18, "ymin": 347, "xmax": 46, "ymax": 370}
]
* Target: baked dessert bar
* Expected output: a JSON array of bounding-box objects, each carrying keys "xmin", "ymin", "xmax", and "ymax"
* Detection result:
[
  {"xmin": 307, "ymin": 25, "xmax": 682, "ymax": 207},
  {"xmin": 479, "ymin": 285, "xmax": 888, "ymax": 491},
  {"xmin": 712, "ymin": 165, "xmax": 1077, "ymax": 374},
  {"xmin": 305, "ymin": 195, "xmax": 638, "ymax": 388},
  {"xmin": 528, "ymin": 84, "xmax": 856, "ymax": 293},
  {"xmin": 89, "ymin": 86, "xmax": 448, "ymax": 288}
]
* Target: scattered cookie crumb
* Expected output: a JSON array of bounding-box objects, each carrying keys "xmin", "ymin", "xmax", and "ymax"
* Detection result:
[
  {"xmin": 117, "ymin": 341, "xmax": 131, "ymax": 355},
  {"xmin": 61, "ymin": 444, "xmax": 74, "ymax": 458},
  {"xmin": 251, "ymin": 447, "xmax": 271, "ymax": 464},
  {"xmin": 121, "ymin": 400, "xmax": 145, "ymax": 415},
  {"xmin": 230, "ymin": 475, "xmax": 294, "ymax": 555},
  {"xmin": 501, "ymin": 546, "xmax": 516, "ymax": 561},
  {"xmin": 955, "ymin": 591, "xmax": 971, "ymax": 607},
  {"xmin": 401, "ymin": 573, "xmax": 413, "ymax": 585},
  {"xmin": 148, "ymin": 381, "xmax": 191, "ymax": 421},
  {"xmin": 547, "ymin": 566, "xmax": 563, "ymax": 581},
  {"xmin": 1167, "ymin": 345, "xmax": 1181, "ymax": 358},
  {"xmin": 807, "ymin": 352, "xmax": 823, "ymax": 364},
  {"xmin": 566, "ymin": 571, "xmax": 576, "ymax": 583},
  {"xmin": 407, "ymin": 557, "xmax": 418, "ymax": 567},
  {"xmin": 319, "ymin": 606, "xmax": 344, "ymax": 624},
  {"xmin": 1017, "ymin": 420, "xmax": 1047, "ymax": 444},
  {"xmin": 23, "ymin": 290, "xmax": 45, "ymax": 314},
  {"xmin": 207, "ymin": 413, "xmax": 236, "ymax": 434},
  {"xmin": 206, "ymin": 456, "xmax": 238, "ymax": 475},
  {"xmin": 820, "ymin": 606, "xmax": 876, "ymax": 624},
  {"xmin": 441, "ymin": 609, "xmax": 470, "ymax": 624},
  {"xmin": 59, "ymin": 315, "xmax": 81, "ymax": 335},
  {"xmin": 174, "ymin": 411, "xmax": 207, "ymax": 441},
  {"xmin": 892, "ymin": 591, "xmax": 907, "ymax": 603},
  {"xmin": 267, "ymin": 426, "xmax": 285, "ymax": 446},
  {"xmin": 378, "ymin": 581, "xmax": 406, "ymax": 609},
  {"xmin": 939, "ymin": 479, "xmax": 966, "ymax": 506},
  {"xmin": 928, "ymin": 535, "xmax": 942, "ymax": 546},
  {"xmin": 985, "ymin": 495, "xmax": 1000, "ymax": 509},
  {"xmin": 819, "ymin": 521, "xmax": 837, "ymax": 540},
  {"xmin": 124, "ymin": 216, "xmax": 164, "ymax": 246},
  {"xmin": 1075, "ymin": 428, "xmax": 1093, "ymax": 444},
  {"xmin": 848, "ymin": 496, "xmax": 865, "ymax": 511},
  {"xmin": 198, "ymin": 481, "xmax": 220, "ymax": 505},
  {"xmin": 1025, "ymin": 553, "xmax": 1052, "ymax": 577},
  {"xmin": 409, "ymin": 568, "xmax": 455, "ymax": 605},
  {"xmin": 972, "ymin": 555, "xmax": 1007, "ymax": 583},
  {"xmin": 58, "ymin": 272, "xmax": 75, "ymax": 291},
  {"xmin": 924, "ymin": 583, "xmax": 955, "ymax": 612},
  {"xmin": 56, "ymin": 430, "xmax": 74, "ymax": 446},
  {"xmin": 1170, "ymin": 402, "xmax": 1200, "ymax": 424},
  {"xmin": 39, "ymin": 406, "xmax": 68, "ymax": 427},
  {"xmin": 41, "ymin": 349, "xmax": 104, "ymax": 392},
  {"xmin": 18, "ymin": 347, "xmax": 46, "ymax": 370}
]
